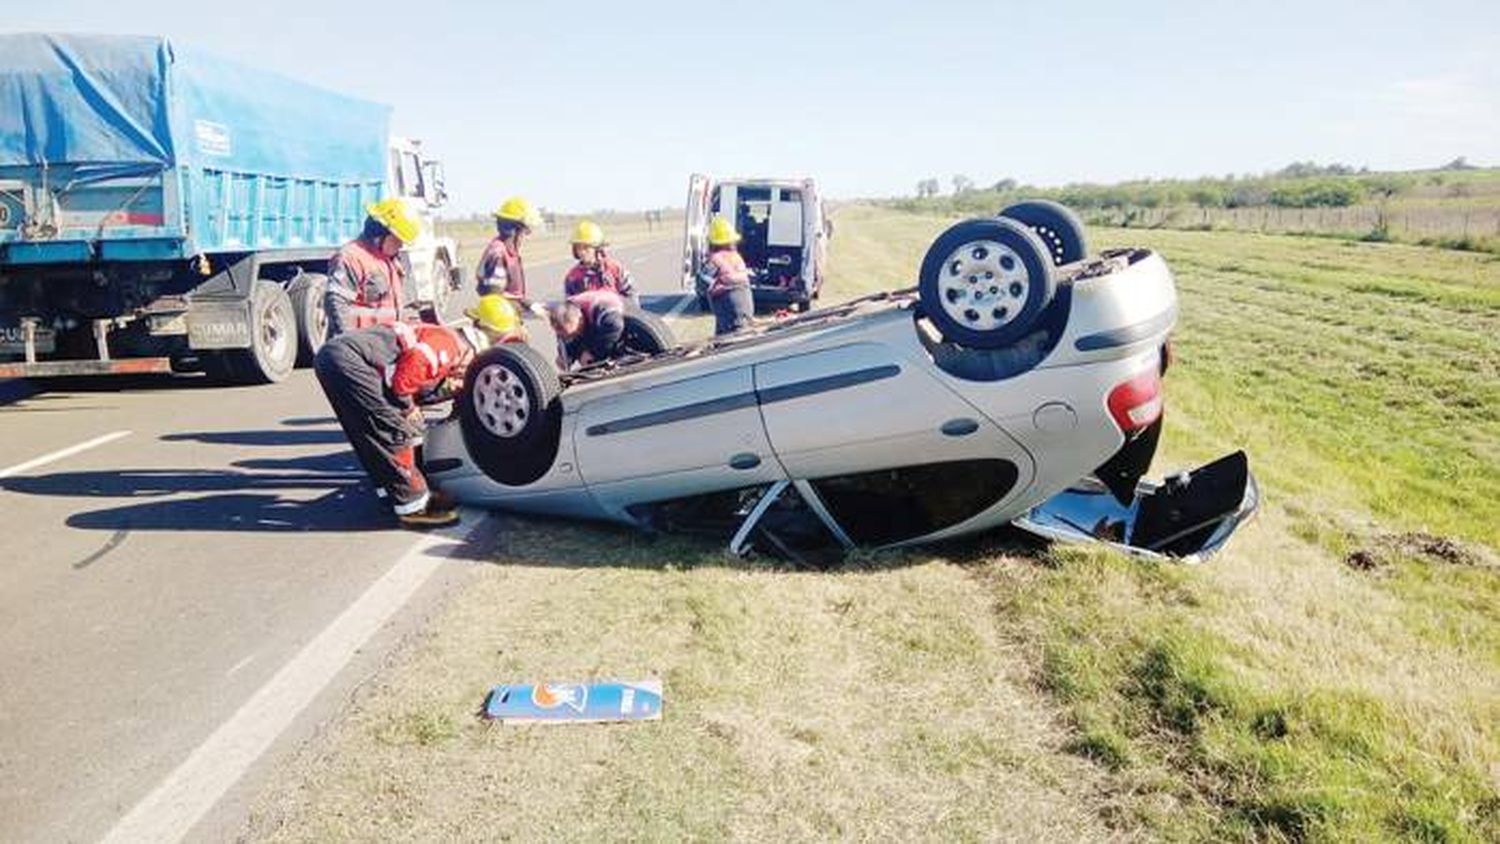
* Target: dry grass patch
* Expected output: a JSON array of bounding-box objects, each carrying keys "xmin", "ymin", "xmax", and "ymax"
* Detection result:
[{"xmin": 246, "ymin": 523, "xmax": 1116, "ymax": 842}]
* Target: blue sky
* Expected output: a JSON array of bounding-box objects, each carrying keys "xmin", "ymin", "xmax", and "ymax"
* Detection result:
[{"xmin": 7, "ymin": 0, "xmax": 1499, "ymax": 214}]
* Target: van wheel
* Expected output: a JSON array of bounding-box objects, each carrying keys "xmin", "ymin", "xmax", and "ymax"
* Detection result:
[
  {"xmin": 918, "ymin": 217, "xmax": 1055, "ymax": 350},
  {"xmin": 459, "ymin": 343, "xmax": 563, "ymax": 486},
  {"xmin": 287, "ymin": 272, "xmax": 328, "ymax": 366},
  {"xmin": 999, "ymin": 200, "xmax": 1089, "ymax": 265},
  {"xmin": 221, "ymin": 280, "xmax": 297, "ymax": 383},
  {"xmin": 620, "ymin": 310, "xmax": 676, "ymax": 355}
]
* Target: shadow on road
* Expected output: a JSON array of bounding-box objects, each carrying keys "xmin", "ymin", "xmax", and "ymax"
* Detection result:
[
  {"xmin": 1, "ymin": 415, "xmax": 409, "ymax": 534},
  {"xmin": 639, "ymin": 292, "xmax": 696, "ymax": 315},
  {"xmin": 161, "ymin": 429, "xmax": 348, "ymax": 447}
]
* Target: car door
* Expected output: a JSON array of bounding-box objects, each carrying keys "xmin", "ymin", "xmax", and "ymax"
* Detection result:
[
  {"xmin": 681, "ymin": 173, "xmax": 711, "ymax": 291},
  {"xmin": 573, "ymin": 366, "xmax": 785, "ymax": 520},
  {"xmin": 753, "ymin": 341, "xmax": 1035, "ymax": 490}
]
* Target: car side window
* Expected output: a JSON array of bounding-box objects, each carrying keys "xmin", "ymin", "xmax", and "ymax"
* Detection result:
[{"xmin": 810, "ymin": 460, "xmax": 1020, "ymax": 545}]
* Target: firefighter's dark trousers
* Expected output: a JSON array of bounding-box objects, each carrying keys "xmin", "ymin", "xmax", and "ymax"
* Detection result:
[{"xmin": 313, "ymin": 332, "xmax": 430, "ymax": 515}]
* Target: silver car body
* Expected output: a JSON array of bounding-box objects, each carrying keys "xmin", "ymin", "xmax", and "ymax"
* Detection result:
[{"xmin": 424, "ymin": 248, "xmax": 1240, "ymax": 555}]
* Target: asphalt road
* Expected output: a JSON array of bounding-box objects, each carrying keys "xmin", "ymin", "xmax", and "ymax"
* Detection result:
[{"xmin": 0, "ymin": 237, "xmax": 692, "ymax": 842}]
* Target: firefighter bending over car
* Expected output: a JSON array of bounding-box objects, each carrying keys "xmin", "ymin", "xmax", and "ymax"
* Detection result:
[
  {"xmin": 548, "ymin": 288, "xmax": 626, "ymax": 370},
  {"xmin": 325, "ymin": 198, "xmax": 420, "ymax": 337},
  {"xmin": 563, "ymin": 220, "xmax": 638, "ymax": 305},
  {"xmin": 699, "ymin": 216, "xmax": 754, "ymax": 336},
  {"xmin": 314, "ymin": 294, "xmax": 522, "ymax": 528}
]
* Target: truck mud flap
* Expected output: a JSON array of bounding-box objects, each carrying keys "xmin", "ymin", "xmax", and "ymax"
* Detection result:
[
  {"xmin": 1012, "ymin": 450, "xmax": 1259, "ymax": 563},
  {"xmin": 186, "ymin": 300, "xmax": 253, "ymax": 350}
]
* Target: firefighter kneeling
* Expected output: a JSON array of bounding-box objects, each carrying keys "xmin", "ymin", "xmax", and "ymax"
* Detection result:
[{"xmin": 314, "ymin": 295, "xmax": 521, "ymax": 528}]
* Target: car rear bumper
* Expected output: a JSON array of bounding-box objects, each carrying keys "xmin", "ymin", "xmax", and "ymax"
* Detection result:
[{"xmin": 1012, "ymin": 450, "xmax": 1259, "ymax": 563}]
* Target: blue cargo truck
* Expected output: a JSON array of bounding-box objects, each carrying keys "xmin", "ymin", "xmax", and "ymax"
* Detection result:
[{"xmin": 0, "ymin": 33, "xmax": 460, "ymax": 383}]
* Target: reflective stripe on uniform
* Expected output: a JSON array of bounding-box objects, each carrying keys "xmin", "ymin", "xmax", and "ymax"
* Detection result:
[
  {"xmin": 392, "ymin": 490, "xmax": 431, "ymax": 515},
  {"xmin": 412, "ymin": 342, "xmax": 439, "ymax": 370}
]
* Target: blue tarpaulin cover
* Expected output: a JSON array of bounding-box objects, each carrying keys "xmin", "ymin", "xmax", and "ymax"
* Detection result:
[{"xmin": 0, "ymin": 33, "xmax": 389, "ymax": 180}]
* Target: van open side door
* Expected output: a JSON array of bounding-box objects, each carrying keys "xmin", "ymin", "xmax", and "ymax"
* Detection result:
[{"xmin": 682, "ymin": 173, "xmax": 711, "ymax": 293}]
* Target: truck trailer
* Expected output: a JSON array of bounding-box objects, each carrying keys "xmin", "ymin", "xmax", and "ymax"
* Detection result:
[{"xmin": 0, "ymin": 33, "xmax": 460, "ymax": 383}]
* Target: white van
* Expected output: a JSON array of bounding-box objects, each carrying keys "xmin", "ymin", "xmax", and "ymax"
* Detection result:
[{"xmin": 682, "ymin": 174, "xmax": 828, "ymax": 312}]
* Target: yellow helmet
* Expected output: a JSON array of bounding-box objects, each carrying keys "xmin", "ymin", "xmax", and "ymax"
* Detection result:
[
  {"xmin": 707, "ymin": 215, "xmax": 741, "ymax": 246},
  {"xmin": 366, "ymin": 198, "xmax": 421, "ymax": 244},
  {"xmin": 465, "ymin": 293, "xmax": 522, "ymax": 337},
  {"xmin": 494, "ymin": 196, "xmax": 542, "ymax": 230},
  {"xmin": 571, "ymin": 219, "xmax": 605, "ymax": 247}
]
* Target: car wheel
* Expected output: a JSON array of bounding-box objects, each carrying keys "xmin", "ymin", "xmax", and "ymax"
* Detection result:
[
  {"xmin": 918, "ymin": 217, "xmax": 1056, "ymax": 350},
  {"xmin": 620, "ymin": 310, "xmax": 676, "ymax": 355},
  {"xmin": 459, "ymin": 342, "xmax": 563, "ymax": 486},
  {"xmin": 999, "ymin": 199, "xmax": 1089, "ymax": 266},
  {"xmin": 287, "ymin": 271, "xmax": 328, "ymax": 367}
]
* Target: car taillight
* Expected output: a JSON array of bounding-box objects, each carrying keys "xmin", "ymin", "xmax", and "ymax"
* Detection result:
[{"xmin": 1108, "ymin": 369, "xmax": 1163, "ymax": 434}]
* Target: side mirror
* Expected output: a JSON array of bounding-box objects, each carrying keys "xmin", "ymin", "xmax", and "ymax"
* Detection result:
[{"xmin": 423, "ymin": 161, "xmax": 448, "ymax": 207}]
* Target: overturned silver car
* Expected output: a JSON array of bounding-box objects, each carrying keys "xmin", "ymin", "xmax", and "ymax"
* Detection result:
[{"xmin": 424, "ymin": 201, "xmax": 1257, "ymax": 563}]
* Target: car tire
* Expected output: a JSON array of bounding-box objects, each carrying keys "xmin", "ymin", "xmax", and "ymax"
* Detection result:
[
  {"xmin": 918, "ymin": 217, "xmax": 1056, "ymax": 350},
  {"xmin": 287, "ymin": 271, "xmax": 328, "ymax": 367},
  {"xmin": 999, "ymin": 199, "xmax": 1089, "ymax": 266},
  {"xmin": 419, "ymin": 255, "xmax": 452, "ymax": 324},
  {"xmin": 620, "ymin": 309, "xmax": 676, "ymax": 355},
  {"xmin": 219, "ymin": 280, "xmax": 297, "ymax": 383},
  {"xmin": 459, "ymin": 342, "xmax": 563, "ymax": 487}
]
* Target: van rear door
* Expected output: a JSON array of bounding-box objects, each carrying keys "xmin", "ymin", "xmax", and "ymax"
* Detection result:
[{"xmin": 681, "ymin": 173, "xmax": 711, "ymax": 291}]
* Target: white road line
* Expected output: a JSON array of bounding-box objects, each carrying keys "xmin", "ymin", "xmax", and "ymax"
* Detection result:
[
  {"xmin": 662, "ymin": 294, "xmax": 695, "ymax": 322},
  {"xmin": 0, "ymin": 430, "xmax": 132, "ymax": 479},
  {"xmin": 102, "ymin": 516, "xmax": 488, "ymax": 844}
]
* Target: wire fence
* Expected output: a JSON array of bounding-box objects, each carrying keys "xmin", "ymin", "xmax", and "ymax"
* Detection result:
[{"xmin": 1085, "ymin": 203, "xmax": 1500, "ymax": 245}]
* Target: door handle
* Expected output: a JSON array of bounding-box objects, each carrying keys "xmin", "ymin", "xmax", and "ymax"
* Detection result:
[
  {"xmin": 941, "ymin": 418, "xmax": 980, "ymax": 437},
  {"xmin": 729, "ymin": 453, "xmax": 762, "ymax": 470}
]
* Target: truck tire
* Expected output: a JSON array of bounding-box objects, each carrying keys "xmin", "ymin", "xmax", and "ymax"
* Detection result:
[
  {"xmin": 223, "ymin": 280, "xmax": 297, "ymax": 384},
  {"xmin": 620, "ymin": 310, "xmax": 676, "ymax": 356},
  {"xmin": 999, "ymin": 200, "xmax": 1089, "ymax": 266},
  {"xmin": 287, "ymin": 272, "xmax": 328, "ymax": 367},
  {"xmin": 918, "ymin": 217, "xmax": 1056, "ymax": 350},
  {"xmin": 419, "ymin": 256, "xmax": 452, "ymax": 324},
  {"xmin": 459, "ymin": 343, "xmax": 563, "ymax": 487}
]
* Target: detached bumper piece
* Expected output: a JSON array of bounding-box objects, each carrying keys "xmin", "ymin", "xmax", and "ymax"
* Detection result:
[{"xmin": 1014, "ymin": 451, "xmax": 1259, "ymax": 563}]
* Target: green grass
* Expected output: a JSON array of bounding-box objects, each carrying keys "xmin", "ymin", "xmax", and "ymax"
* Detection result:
[{"xmin": 249, "ymin": 205, "xmax": 1500, "ymax": 842}]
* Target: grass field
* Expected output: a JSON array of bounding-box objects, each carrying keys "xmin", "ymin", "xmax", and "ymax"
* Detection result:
[{"xmin": 249, "ymin": 206, "xmax": 1500, "ymax": 842}]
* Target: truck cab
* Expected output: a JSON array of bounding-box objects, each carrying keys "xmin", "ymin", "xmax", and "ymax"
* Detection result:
[
  {"xmin": 682, "ymin": 174, "xmax": 828, "ymax": 312},
  {"xmin": 387, "ymin": 137, "xmax": 461, "ymax": 322}
]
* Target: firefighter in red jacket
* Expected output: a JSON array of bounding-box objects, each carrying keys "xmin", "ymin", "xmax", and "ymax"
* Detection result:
[
  {"xmin": 475, "ymin": 196, "xmax": 541, "ymax": 300},
  {"xmin": 563, "ymin": 220, "xmax": 639, "ymax": 305},
  {"xmin": 698, "ymin": 216, "xmax": 755, "ymax": 335},
  {"xmin": 313, "ymin": 295, "xmax": 520, "ymax": 528},
  {"xmin": 325, "ymin": 198, "xmax": 420, "ymax": 337},
  {"xmin": 548, "ymin": 288, "xmax": 627, "ymax": 369}
]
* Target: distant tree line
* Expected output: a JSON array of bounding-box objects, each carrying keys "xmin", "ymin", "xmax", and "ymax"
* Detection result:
[{"xmin": 900, "ymin": 159, "xmax": 1489, "ymax": 214}]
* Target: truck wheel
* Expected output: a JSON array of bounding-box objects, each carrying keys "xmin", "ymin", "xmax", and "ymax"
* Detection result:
[
  {"xmin": 999, "ymin": 200, "xmax": 1089, "ymax": 266},
  {"xmin": 225, "ymin": 280, "xmax": 297, "ymax": 384},
  {"xmin": 419, "ymin": 256, "xmax": 452, "ymax": 324},
  {"xmin": 620, "ymin": 310, "xmax": 676, "ymax": 355},
  {"xmin": 918, "ymin": 217, "xmax": 1056, "ymax": 350},
  {"xmin": 287, "ymin": 272, "xmax": 328, "ymax": 367},
  {"xmin": 459, "ymin": 343, "xmax": 563, "ymax": 486}
]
